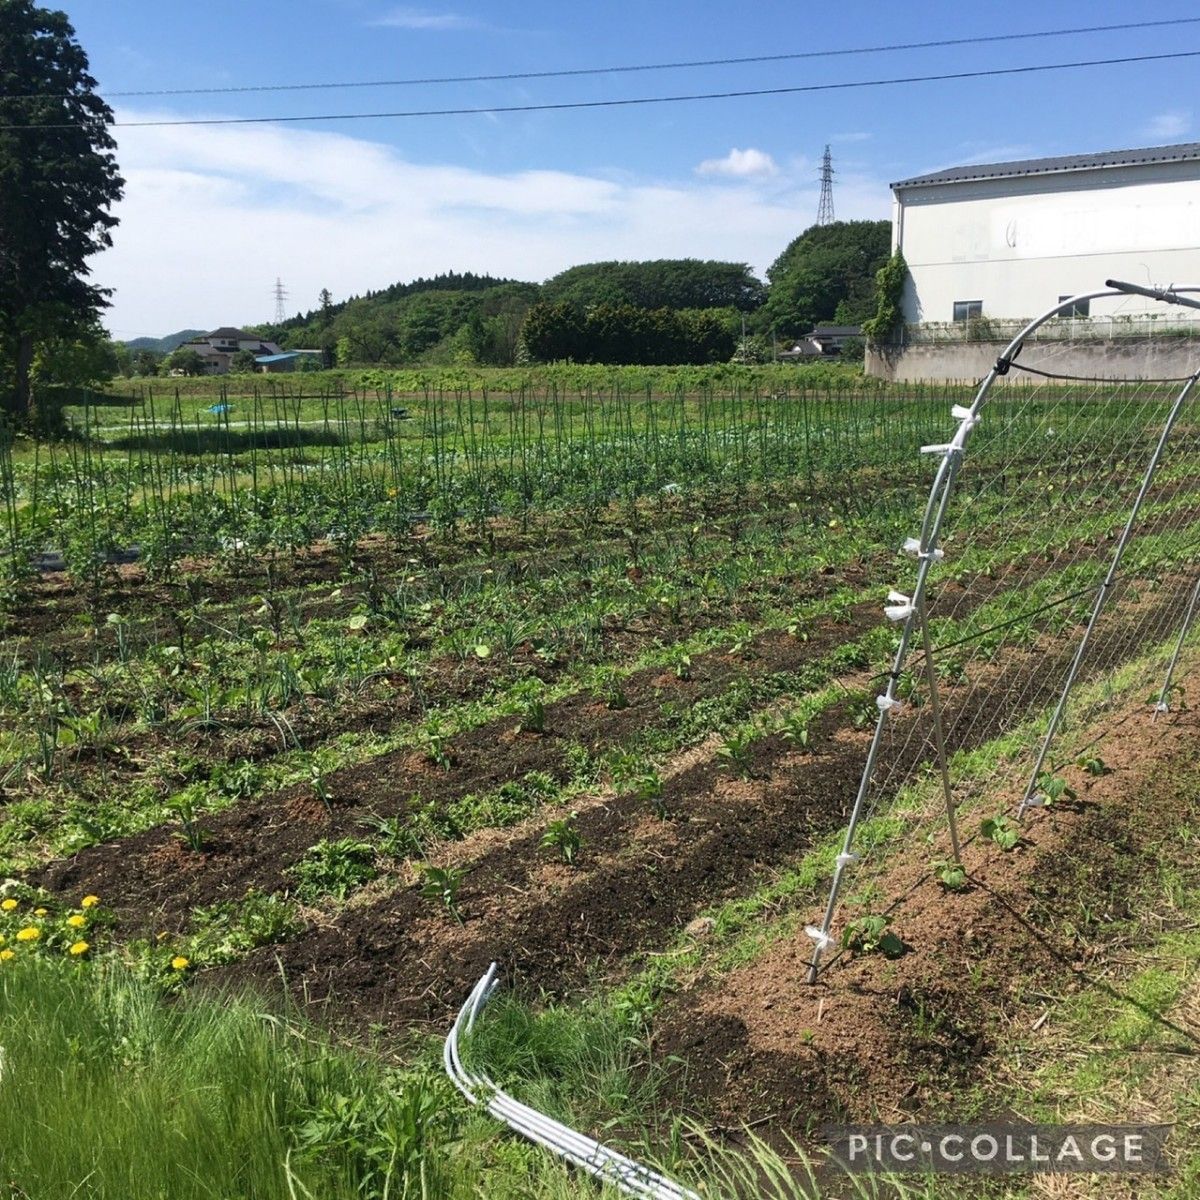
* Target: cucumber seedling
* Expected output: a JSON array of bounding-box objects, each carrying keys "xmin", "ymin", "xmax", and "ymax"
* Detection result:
[{"xmin": 841, "ymin": 914, "xmax": 905, "ymax": 958}]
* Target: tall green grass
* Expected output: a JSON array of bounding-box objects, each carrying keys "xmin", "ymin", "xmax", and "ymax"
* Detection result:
[{"xmin": 0, "ymin": 956, "xmax": 459, "ymax": 1199}]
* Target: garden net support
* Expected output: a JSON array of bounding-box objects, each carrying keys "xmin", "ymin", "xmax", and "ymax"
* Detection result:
[
  {"xmin": 806, "ymin": 282, "xmax": 1200, "ymax": 984},
  {"xmin": 1154, "ymin": 573, "xmax": 1200, "ymax": 719}
]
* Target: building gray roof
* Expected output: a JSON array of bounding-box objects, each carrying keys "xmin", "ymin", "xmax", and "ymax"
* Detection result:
[
  {"xmin": 892, "ymin": 141, "xmax": 1200, "ymax": 190},
  {"xmin": 255, "ymin": 352, "xmax": 300, "ymax": 364}
]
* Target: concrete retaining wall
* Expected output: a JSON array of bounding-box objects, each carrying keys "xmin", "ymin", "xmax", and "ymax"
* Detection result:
[{"xmin": 865, "ymin": 339, "xmax": 1200, "ymax": 383}]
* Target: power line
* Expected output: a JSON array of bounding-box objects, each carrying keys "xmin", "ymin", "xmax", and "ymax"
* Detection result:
[
  {"xmin": 1, "ymin": 17, "xmax": 1197, "ymax": 101},
  {"xmin": 10, "ymin": 48, "xmax": 1198, "ymax": 130}
]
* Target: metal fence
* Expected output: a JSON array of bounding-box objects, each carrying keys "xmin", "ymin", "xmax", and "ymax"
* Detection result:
[{"xmin": 898, "ymin": 312, "xmax": 1200, "ymax": 346}]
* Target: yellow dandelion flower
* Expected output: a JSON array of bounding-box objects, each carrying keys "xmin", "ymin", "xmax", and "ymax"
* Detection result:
[
  {"xmin": 0, "ymin": 949, "xmax": 13, "ymax": 962},
  {"xmin": 0, "ymin": 898, "xmax": 17, "ymax": 912},
  {"xmin": 16, "ymin": 926, "xmax": 40, "ymax": 942},
  {"xmin": 34, "ymin": 907, "xmax": 48, "ymax": 917},
  {"xmin": 170, "ymin": 955, "xmax": 190, "ymax": 971},
  {"xmin": 66, "ymin": 914, "xmax": 87, "ymax": 929},
  {"xmin": 81, "ymin": 895, "xmax": 100, "ymax": 909},
  {"xmin": 68, "ymin": 940, "xmax": 90, "ymax": 956}
]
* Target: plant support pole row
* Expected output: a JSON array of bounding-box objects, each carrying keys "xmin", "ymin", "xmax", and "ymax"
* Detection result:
[
  {"xmin": 804, "ymin": 391, "xmax": 986, "ymax": 984},
  {"xmin": 1154, "ymin": 574, "xmax": 1200, "ymax": 719}
]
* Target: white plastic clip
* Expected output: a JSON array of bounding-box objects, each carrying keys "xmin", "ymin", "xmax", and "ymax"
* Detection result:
[
  {"xmin": 835, "ymin": 851, "xmax": 860, "ymax": 869},
  {"xmin": 885, "ymin": 590, "xmax": 915, "ymax": 622},
  {"xmin": 1023, "ymin": 793, "xmax": 1046, "ymax": 809},
  {"xmin": 951, "ymin": 404, "xmax": 978, "ymax": 425},
  {"xmin": 804, "ymin": 925, "xmax": 833, "ymax": 952},
  {"xmin": 919, "ymin": 441, "xmax": 954, "ymax": 456},
  {"xmin": 1155, "ymin": 700, "xmax": 1170, "ymax": 713},
  {"xmin": 876, "ymin": 694, "xmax": 903, "ymax": 715},
  {"xmin": 902, "ymin": 537, "xmax": 945, "ymax": 561}
]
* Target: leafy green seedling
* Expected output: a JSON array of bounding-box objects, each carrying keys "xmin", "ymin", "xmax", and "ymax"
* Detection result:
[
  {"xmin": 289, "ymin": 838, "xmax": 377, "ymax": 902},
  {"xmin": 592, "ymin": 667, "xmax": 629, "ymax": 711},
  {"xmin": 981, "ymin": 815, "xmax": 1020, "ymax": 851},
  {"xmin": 362, "ymin": 813, "xmax": 423, "ymax": 860},
  {"xmin": 512, "ymin": 680, "xmax": 548, "ymax": 735},
  {"xmin": 717, "ymin": 730, "xmax": 756, "ymax": 778},
  {"xmin": 933, "ymin": 859, "xmax": 967, "ymax": 891},
  {"xmin": 845, "ymin": 690, "xmax": 878, "ymax": 730},
  {"xmin": 1076, "ymin": 755, "xmax": 1110, "ymax": 777},
  {"xmin": 1036, "ymin": 772, "xmax": 1077, "ymax": 807},
  {"xmin": 539, "ymin": 815, "xmax": 582, "ymax": 865},
  {"xmin": 632, "ymin": 770, "xmax": 667, "ymax": 818},
  {"xmin": 171, "ymin": 793, "xmax": 207, "ymax": 853},
  {"xmin": 777, "ymin": 711, "xmax": 813, "ymax": 750},
  {"xmin": 418, "ymin": 864, "xmax": 466, "ymax": 924},
  {"xmin": 841, "ymin": 914, "xmax": 905, "ymax": 958},
  {"xmin": 420, "ymin": 718, "xmax": 454, "ymax": 770}
]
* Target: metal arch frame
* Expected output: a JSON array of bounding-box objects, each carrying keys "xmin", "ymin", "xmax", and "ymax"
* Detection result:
[{"xmin": 806, "ymin": 282, "xmax": 1200, "ymax": 984}]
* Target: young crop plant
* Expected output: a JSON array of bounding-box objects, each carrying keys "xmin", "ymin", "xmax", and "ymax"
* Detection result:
[
  {"xmin": 512, "ymin": 679, "xmax": 547, "ymax": 735},
  {"xmin": 933, "ymin": 859, "xmax": 968, "ymax": 891},
  {"xmin": 418, "ymin": 863, "xmax": 466, "ymax": 925},
  {"xmin": 171, "ymin": 792, "xmax": 207, "ymax": 853},
  {"xmin": 981, "ymin": 814, "xmax": 1020, "ymax": 852},
  {"xmin": 717, "ymin": 729, "xmax": 757, "ymax": 779},
  {"xmin": 631, "ymin": 769, "xmax": 668, "ymax": 818},
  {"xmin": 841, "ymin": 913, "xmax": 905, "ymax": 958},
  {"xmin": 591, "ymin": 666, "xmax": 629, "ymax": 711},
  {"xmin": 419, "ymin": 716, "xmax": 455, "ymax": 771},
  {"xmin": 1035, "ymin": 772, "xmax": 1078, "ymax": 807},
  {"xmin": 844, "ymin": 689, "xmax": 878, "ymax": 730},
  {"xmin": 290, "ymin": 838, "xmax": 378, "ymax": 902},
  {"xmin": 539, "ymin": 814, "xmax": 582, "ymax": 865},
  {"xmin": 665, "ymin": 647, "xmax": 693, "ymax": 681},
  {"xmin": 776, "ymin": 710, "xmax": 814, "ymax": 751},
  {"xmin": 362, "ymin": 813, "xmax": 423, "ymax": 860},
  {"xmin": 309, "ymin": 760, "xmax": 335, "ymax": 813},
  {"xmin": 1076, "ymin": 754, "xmax": 1110, "ymax": 776}
]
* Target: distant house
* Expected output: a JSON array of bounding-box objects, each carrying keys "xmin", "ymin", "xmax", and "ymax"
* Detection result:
[
  {"xmin": 778, "ymin": 324, "xmax": 863, "ymax": 359},
  {"xmin": 180, "ymin": 327, "xmax": 284, "ymax": 375}
]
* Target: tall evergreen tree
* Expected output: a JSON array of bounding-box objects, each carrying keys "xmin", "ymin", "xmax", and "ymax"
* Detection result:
[{"xmin": 0, "ymin": 1, "xmax": 124, "ymax": 422}]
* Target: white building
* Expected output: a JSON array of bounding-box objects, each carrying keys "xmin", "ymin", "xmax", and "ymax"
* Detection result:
[{"xmin": 892, "ymin": 142, "xmax": 1200, "ymax": 328}]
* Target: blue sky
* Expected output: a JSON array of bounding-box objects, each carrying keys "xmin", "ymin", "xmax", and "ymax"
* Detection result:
[{"xmin": 60, "ymin": 0, "xmax": 1200, "ymax": 337}]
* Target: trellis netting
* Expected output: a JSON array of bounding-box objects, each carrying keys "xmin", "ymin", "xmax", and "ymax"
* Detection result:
[{"xmin": 806, "ymin": 281, "xmax": 1200, "ymax": 980}]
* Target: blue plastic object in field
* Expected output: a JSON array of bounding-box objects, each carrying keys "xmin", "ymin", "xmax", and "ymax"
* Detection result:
[{"xmin": 208, "ymin": 403, "xmax": 231, "ymax": 414}]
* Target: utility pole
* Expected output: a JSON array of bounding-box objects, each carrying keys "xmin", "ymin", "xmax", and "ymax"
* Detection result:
[
  {"xmin": 273, "ymin": 277, "xmax": 289, "ymax": 324},
  {"xmin": 817, "ymin": 144, "xmax": 835, "ymax": 225}
]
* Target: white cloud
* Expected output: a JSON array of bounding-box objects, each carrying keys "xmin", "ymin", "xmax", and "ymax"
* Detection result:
[
  {"xmin": 695, "ymin": 147, "xmax": 779, "ymax": 180},
  {"xmin": 370, "ymin": 7, "xmax": 482, "ymax": 30},
  {"xmin": 1144, "ymin": 109, "xmax": 1191, "ymax": 140},
  {"xmin": 98, "ymin": 113, "xmax": 888, "ymax": 336}
]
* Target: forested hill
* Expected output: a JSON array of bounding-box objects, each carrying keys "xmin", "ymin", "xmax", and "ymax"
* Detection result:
[{"xmin": 130, "ymin": 224, "xmax": 891, "ymax": 371}]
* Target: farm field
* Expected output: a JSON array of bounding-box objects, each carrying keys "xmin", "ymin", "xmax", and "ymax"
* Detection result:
[{"xmin": 1, "ymin": 365, "xmax": 1198, "ymax": 1197}]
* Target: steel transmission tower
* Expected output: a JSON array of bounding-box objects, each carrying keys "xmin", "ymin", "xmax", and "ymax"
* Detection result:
[
  {"xmin": 273, "ymin": 277, "xmax": 289, "ymax": 324},
  {"xmin": 817, "ymin": 144, "xmax": 835, "ymax": 225}
]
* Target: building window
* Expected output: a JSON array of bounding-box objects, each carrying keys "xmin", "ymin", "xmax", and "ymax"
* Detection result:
[
  {"xmin": 1058, "ymin": 296, "xmax": 1089, "ymax": 318},
  {"xmin": 952, "ymin": 300, "xmax": 982, "ymax": 322}
]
